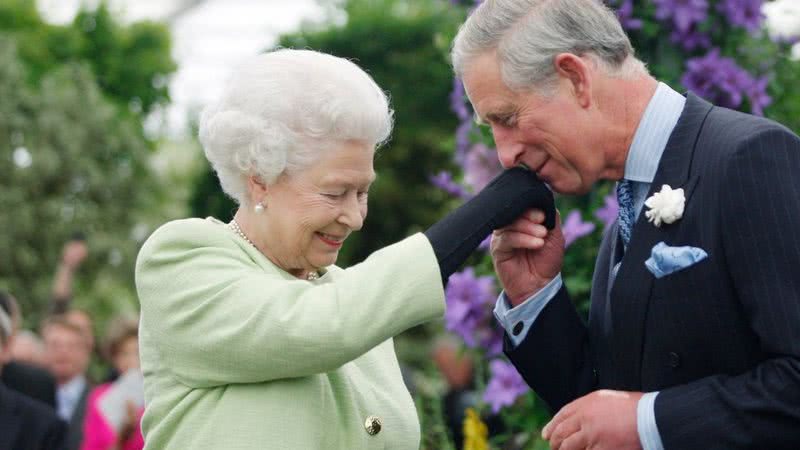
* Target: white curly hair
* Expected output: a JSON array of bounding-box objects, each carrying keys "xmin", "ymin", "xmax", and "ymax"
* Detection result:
[{"xmin": 199, "ymin": 49, "xmax": 394, "ymax": 206}]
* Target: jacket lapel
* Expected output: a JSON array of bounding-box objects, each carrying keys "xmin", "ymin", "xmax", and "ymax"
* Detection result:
[{"xmin": 607, "ymin": 93, "xmax": 712, "ymax": 389}]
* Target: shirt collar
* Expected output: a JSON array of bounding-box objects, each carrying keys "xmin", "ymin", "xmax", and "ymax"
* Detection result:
[
  {"xmin": 624, "ymin": 82, "xmax": 687, "ymax": 183},
  {"xmin": 59, "ymin": 374, "xmax": 86, "ymax": 399}
]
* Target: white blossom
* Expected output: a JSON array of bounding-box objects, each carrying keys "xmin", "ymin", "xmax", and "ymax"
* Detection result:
[{"xmin": 645, "ymin": 185, "xmax": 685, "ymax": 227}]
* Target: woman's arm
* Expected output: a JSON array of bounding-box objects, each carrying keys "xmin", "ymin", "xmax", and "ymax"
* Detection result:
[
  {"xmin": 136, "ymin": 223, "xmax": 443, "ymax": 388},
  {"xmin": 136, "ymin": 168, "xmax": 553, "ymax": 388}
]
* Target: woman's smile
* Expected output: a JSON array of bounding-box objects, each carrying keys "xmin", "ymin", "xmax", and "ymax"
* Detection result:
[{"xmin": 316, "ymin": 232, "xmax": 345, "ymax": 248}]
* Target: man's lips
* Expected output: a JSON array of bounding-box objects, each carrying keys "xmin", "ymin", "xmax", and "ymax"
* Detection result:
[{"xmin": 532, "ymin": 157, "xmax": 549, "ymax": 175}]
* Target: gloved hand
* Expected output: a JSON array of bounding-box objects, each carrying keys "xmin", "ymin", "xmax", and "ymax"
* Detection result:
[{"xmin": 424, "ymin": 167, "xmax": 555, "ymax": 282}]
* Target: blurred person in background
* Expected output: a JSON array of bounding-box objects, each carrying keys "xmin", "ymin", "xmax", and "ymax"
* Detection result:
[
  {"xmin": 63, "ymin": 309, "xmax": 95, "ymax": 355},
  {"xmin": 0, "ymin": 305, "xmax": 67, "ymax": 450},
  {"xmin": 11, "ymin": 329, "xmax": 48, "ymax": 367},
  {"xmin": 50, "ymin": 236, "xmax": 97, "ymax": 353},
  {"xmin": 0, "ymin": 290, "xmax": 58, "ymax": 407},
  {"xmin": 135, "ymin": 49, "xmax": 554, "ymax": 449},
  {"xmin": 81, "ymin": 316, "xmax": 143, "ymax": 450},
  {"xmin": 44, "ymin": 315, "xmax": 93, "ymax": 450},
  {"xmin": 51, "ymin": 234, "xmax": 89, "ymax": 315},
  {"xmin": 432, "ymin": 337, "xmax": 476, "ymax": 449},
  {"xmin": 432, "ymin": 337, "xmax": 506, "ymax": 448}
]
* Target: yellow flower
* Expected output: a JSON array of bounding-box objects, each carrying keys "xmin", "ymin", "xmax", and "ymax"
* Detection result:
[{"xmin": 463, "ymin": 408, "xmax": 489, "ymax": 450}]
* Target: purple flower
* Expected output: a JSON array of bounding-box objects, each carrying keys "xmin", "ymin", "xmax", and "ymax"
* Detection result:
[
  {"xmin": 745, "ymin": 75, "xmax": 772, "ymax": 116},
  {"xmin": 717, "ymin": 0, "xmax": 764, "ymax": 33},
  {"xmin": 681, "ymin": 49, "xmax": 753, "ymax": 110},
  {"xmin": 483, "ymin": 359, "xmax": 528, "ymax": 413},
  {"xmin": 653, "ymin": 0, "xmax": 709, "ymax": 33},
  {"xmin": 611, "ymin": 0, "xmax": 643, "ymax": 30},
  {"xmin": 478, "ymin": 234, "xmax": 492, "ymax": 251},
  {"xmin": 444, "ymin": 268, "xmax": 497, "ymax": 348},
  {"xmin": 562, "ymin": 210, "xmax": 596, "ymax": 248},
  {"xmin": 450, "ymin": 78, "xmax": 471, "ymax": 122},
  {"xmin": 463, "ymin": 143, "xmax": 504, "ymax": 193},
  {"xmin": 670, "ymin": 27, "xmax": 712, "ymax": 51},
  {"xmin": 430, "ymin": 171, "xmax": 471, "ymax": 199},
  {"xmin": 476, "ymin": 325, "xmax": 504, "ymax": 356},
  {"xmin": 455, "ymin": 121, "xmax": 473, "ymax": 164},
  {"xmin": 594, "ymin": 194, "xmax": 619, "ymax": 230},
  {"xmin": 772, "ymin": 35, "xmax": 800, "ymax": 46}
]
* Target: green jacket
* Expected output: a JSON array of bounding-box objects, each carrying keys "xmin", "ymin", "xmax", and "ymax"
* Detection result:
[{"xmin": 135, "ymin": 217, "xmax": 445, "ymax": 449}]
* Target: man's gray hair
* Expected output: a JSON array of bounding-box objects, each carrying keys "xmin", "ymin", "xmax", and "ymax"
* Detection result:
[
  {"xmin": 452, "ymin": 0, "xmax": 647, "ymax": 94},
  {"xmin": 199, "ymin": 49, "xmax": 394, "ymax": 206}
]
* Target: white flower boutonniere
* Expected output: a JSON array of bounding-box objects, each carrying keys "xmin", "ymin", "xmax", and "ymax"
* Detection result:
[{"xmin": 644, "ymin": 184, "xmax": 685, "ymax": 227}]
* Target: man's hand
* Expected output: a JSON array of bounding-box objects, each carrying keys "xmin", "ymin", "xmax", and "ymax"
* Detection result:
[
  {"xmin": 490, "ymin": 209, "xmax": 564, "ymax": 305},
  {"xmin": 61, "ymin": 240, "xmax": 88, "ymax": 271},
  {"xmin": 542, "ymin": 389, "xmax": 644, "ymax": 450}
]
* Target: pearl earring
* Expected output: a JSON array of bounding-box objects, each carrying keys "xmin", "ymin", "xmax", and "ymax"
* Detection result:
[{"xmin": 254, "ymin": 202, "xmax": 265, "ymax": 214}]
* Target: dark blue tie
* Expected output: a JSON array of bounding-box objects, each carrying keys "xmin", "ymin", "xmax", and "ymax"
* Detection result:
[{"xmin": 617, "ymin": 179, "xmax": 636, "ymax": 247}]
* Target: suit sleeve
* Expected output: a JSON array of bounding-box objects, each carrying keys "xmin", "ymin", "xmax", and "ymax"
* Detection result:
[
  {"xmin": 135, "ymin": 223, "xmax": 444, "ymax": 388},
  {"xmin": 504, "ymin": 285, "xmax": 595, "ymax": 413},
  {"xmin": 655, "ymin": 128, "xmax": 800, "ymax": 449}
]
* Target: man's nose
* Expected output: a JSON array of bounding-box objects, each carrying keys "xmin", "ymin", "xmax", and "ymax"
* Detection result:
[
  {"xmin": 492, "ymin": 126, "xmax": 523, "ymax": 169},
  {"xmin": 496, "ymin": 139, "xmax": 526, "ymax": 169}
]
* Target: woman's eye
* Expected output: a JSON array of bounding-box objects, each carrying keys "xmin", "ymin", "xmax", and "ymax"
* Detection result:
[{"xmin": 323, "ymin": 192, "xmax": 345, "ymax": 199}]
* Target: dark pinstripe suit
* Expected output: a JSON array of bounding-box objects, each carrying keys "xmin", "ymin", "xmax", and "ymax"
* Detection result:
[{"xmin": 506, "ymin": 93, "xmax": 800, "ymax": 449}]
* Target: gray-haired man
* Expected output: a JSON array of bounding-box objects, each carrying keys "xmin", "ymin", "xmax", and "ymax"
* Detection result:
[{"xmin": 452, "ymin": 0, "xmax": 800, "ymax": 449}]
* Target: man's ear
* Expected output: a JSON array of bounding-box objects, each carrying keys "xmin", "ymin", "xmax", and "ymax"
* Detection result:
[{"xmin": 554, "ymin": 53, "xmax": 592, "ymax": 108}]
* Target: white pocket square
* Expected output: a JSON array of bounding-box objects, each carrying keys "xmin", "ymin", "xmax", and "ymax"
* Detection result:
[{"xmin": 645, "ymin": 241, "xmax": 708, "ymax": 279}]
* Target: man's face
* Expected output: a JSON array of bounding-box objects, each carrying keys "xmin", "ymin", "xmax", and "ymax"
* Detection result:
[
  {"xmin": 43, "ymin": 324, "xmax": 90, "ymax": 384},
  {"xmin": 65, "ymin": 310, "xmax": 94, "ymax": 351},
  {"xmin": 10, "ymin": 333, "xmax": 47, "ymax": 367},
  {"xmin": 462, "ymin": 52, "xmax": 608, "ymax": 195}
]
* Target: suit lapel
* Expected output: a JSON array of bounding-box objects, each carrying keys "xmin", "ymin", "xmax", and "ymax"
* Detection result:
[
  {"xmin": 70, "ymin": 384, "xmax": 90, "ymax": 430},
  {"xmin": 607, "ymin": 93, "xmax": 713, "ymax": 389},
  {"xmin": 587, "ymin": 221, "xmax": 619, "ymax": 386}
]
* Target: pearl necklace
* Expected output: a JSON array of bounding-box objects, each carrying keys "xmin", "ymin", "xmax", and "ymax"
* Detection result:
[{"xmin": 228, "ymin": 220, "xmax": 319, "ymax": 281}]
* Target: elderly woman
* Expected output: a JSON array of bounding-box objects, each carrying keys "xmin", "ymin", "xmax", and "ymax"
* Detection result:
[{"xmin": 135, "ymin": 49, "xmax": 554, "ymax": 449}]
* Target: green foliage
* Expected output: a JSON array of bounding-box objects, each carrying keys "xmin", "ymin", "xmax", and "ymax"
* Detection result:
[
  {"xmin": 0, "ymin": 0, "xmax": 175, "ymax": 116},
  {"xmin": 0, "ymin": 39, "xmax": 141, "ymax": 324},
  {"xmin": 190, "ymin": 0, "xmax": 463, "ymax": 266},
  {"xmin": 0, "ymin": 2, "xmax": 176, "ymax": 329}
]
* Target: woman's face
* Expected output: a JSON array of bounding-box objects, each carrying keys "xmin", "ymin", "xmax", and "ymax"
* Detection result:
[
  {"xmin": 112, "ymin": 335, "xmax": 140, "ymax": 375},
  {"xmin": 259, "ymin": 140, "xmax": 375, "ymax": 275}
]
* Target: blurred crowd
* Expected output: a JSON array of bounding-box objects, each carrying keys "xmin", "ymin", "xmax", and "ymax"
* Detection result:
[
  {"xmin": 0, "ymin": 236, "xmax": 497, "ymax": 450},
  {"xmin": 0, "ymin": 237, "xmax": 144, "ymax": 450}
]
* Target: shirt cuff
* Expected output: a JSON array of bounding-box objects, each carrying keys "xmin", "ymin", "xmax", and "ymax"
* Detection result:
[
  {"xmin": 493, "ymin": 273, "xmax": 562, "ymax": 348},
  {"xmin": 637, "ymin": 392, "xmax": 664, "ymax": 450}
]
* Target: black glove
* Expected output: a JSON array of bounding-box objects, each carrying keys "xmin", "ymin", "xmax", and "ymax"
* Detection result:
[{"xmin": 424, "ymin": 167, "xmax": 556, "ymax": 282}]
